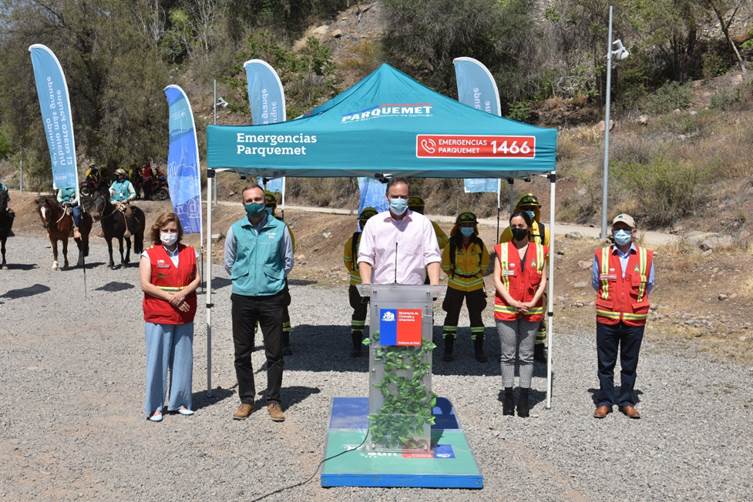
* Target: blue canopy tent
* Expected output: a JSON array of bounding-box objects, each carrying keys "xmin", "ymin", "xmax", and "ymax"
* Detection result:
[{"xmin": 204, "ymin": 64, "xmax": 559, "ymax": 407}]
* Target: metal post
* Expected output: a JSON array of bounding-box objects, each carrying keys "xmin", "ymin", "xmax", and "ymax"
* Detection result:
[
  {"xmin": 496, "ymin": 178, "xmax": 501, "ymax": 240},
  {"xmin": 19, "ymin": 157, "xmax": 23, "ymax": 192},
  {"xmin": 600, "ymin": 5, "xmax": 614, "ymax": 240},
  {"xmin": 212, "ymin": 80, "xmax": 218, "ymax": 207},
  {"xmin": 205, "ymin": 169, "xmax": 214, "ymax": 393},
  {"xmin": 545, "ymin": 172, "xmax": 556, "ymax": 409}
]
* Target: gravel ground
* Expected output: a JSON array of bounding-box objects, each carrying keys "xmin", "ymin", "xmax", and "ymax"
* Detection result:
[{"xmin": 1, "ymin": 235, "xmax": 752, "ymax": 501}]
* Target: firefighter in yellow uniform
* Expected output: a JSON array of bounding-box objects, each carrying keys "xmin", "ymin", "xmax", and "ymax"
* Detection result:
[
  {"xmin": 408, "ymin": 195, "xmax": 449, "ymax": 250},
  {"xmin": 343, "ymin": 207, "xmax": 378, "ymax": 357},
  {"xmin": 263, "ymin": 192, "xmax": 296, "ymax": 355},
  {"xmin": 441, "ymin": 212, "xmax": 490, "ymax": 362},
  {"xmin": 499, "ymin": 193, "xmax": 551, "ymax": 362}
]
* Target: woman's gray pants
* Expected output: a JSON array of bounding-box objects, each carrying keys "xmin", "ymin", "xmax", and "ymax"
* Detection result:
[{"xmin": 497, "ymin": 318, "xmax": 538, "ymax": 388}]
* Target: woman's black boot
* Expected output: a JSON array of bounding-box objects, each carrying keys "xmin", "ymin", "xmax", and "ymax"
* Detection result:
[
  {"xmin": 517, "ymin": 388, "xmax": 530, "ymax": 418},
  {"xmin": 503, "ymin": 387, "xmax": 515, "ymax": 416}
]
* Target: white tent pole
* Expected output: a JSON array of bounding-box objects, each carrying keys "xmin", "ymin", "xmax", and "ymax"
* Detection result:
[
  {"xmin": 545, "ymin": 171, "xmax": 556, "ymax": 409},
  {"xmin": 281, "ymin": 176, "xmax": 286, "ymax": 220},
  {"xmin": 496, "ymin": 178, "xmax": 501, "ymax": 240},
  {"xmin": 205, "ymin": 170, "xmax": 214, "ymax": 393}
]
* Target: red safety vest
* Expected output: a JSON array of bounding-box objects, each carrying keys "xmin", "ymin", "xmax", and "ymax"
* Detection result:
[
  {"xmin": 494, "ymin": 242, "xmax": 547, "ymax": 322},
  {"xmin": 595, "ymin": 245, "xmax": 653, "ymax": 326},
  {"xmin": 143, "ymin": 244, "xmax": 197, "ymax": 324}
]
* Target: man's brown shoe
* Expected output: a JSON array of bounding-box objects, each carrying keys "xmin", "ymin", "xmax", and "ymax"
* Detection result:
[
  {"xmin": 233, "ymin": 403, "xmax": 253, "ymax": 420},
  {"xmin": 620, "ymin": 405, "xmax": 641, "ymax": 419},
  {"xmin": 267, "ymin": 402, "xmax": 285, "ymax": 422},
  {"xmin": 593, "ymin": 405, "xmax": 611, "ymax": 419}
]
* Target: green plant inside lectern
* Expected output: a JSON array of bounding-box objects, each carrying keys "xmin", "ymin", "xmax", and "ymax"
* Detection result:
[{"xmin": 364, "ymin": 332, "xmax": 437, "ymax": 450}]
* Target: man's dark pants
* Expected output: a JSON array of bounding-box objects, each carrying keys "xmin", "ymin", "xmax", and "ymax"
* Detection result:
[
  {"xmin": 232, "ymin": 291, "xmax": 284, "ymax": 404},
  {"xmin": 596, "ymin": 321, "xmax": 645, "ymax": 407}
]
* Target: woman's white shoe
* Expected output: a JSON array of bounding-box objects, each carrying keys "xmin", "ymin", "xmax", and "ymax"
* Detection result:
[{"xmin": 177, "ymin": 406, "xmax": 194, "ymax": 416}]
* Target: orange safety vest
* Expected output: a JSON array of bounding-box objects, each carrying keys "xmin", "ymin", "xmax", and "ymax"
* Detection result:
[
  {"xmin": 494, "ymin": 242, "xmax": 547, "ymax": 322},
  {"xmin": 143, "ymin": 244, "xmax": 197, "ymax": 325},
  {"xmin": 595, "ymin": 245, "xmax": 653, "ymax": 327}
]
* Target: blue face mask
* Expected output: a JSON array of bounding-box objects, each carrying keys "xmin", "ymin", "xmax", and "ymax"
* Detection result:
[
  {"xmin": 459, "ymin": 227, "xmax": 475, "ymax": 237},
  {"xmin": 613, "ymin": 229, "xmax": 632, "ymax": 247},
  {"xmin": 524, "ymin": 210, "xmax": 536, "ymax": 222},
  {"xmin": 245, "ymin": 202, "xmax": 266, "ymax": 217},
  {"xmin": 389, "ymin": 197, "xmax": 408, "ymax": 215}
]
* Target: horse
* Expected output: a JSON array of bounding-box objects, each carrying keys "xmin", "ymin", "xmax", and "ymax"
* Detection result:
[
  {"xmin": 36, "ymin": 196, "xmax": 93, "ymax": 270},
  {"xmin": 0, "ymin": 189, "xmax": 13, "ymax": 268},
  {"xmin": 81, "ymin": 187, "xmax": 144, "ymax": 269}
]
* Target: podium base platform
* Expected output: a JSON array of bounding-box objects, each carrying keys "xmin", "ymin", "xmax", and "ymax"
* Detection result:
[{"xmin": 320, "ymin": 397, "xmax": 483, "ymax": 489}]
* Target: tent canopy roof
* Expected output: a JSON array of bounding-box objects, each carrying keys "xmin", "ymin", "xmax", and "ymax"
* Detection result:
[{"xmin": 207, "ymin": 64, "xmax": 557, "ymax": 178}]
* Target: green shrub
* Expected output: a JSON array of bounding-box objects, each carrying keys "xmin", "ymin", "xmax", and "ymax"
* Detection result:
[
  {"xmin": 641, "ymin": 82, "xmax": 692, "ymax": 114},
  {"xmin": 507, "ymin": 101, "xmax": 532, "ymax": 122},
  {"xmin": 613, "ymin": 157, "xmax": 710, "ymax": 228}
]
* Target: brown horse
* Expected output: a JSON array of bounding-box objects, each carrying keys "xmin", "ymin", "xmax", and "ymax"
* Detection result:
[
  {"xmin": 81, "ymin": 187, "xmax": 144, "ymax": 269},
  {"xmin": 0, "ymin": 189, "xmax": 12, "ymax": 268},
  {"xmin": 36, "ymin": 196, "xmax": 92, "ymax": 270}
]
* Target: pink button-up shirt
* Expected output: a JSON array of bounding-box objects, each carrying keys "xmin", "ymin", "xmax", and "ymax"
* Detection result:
[{"xmin": 357, "ymin": 210, "xmax": 441, "ymax": 285}]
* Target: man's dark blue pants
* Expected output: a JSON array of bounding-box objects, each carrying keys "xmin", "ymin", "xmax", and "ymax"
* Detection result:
[{"xmin": 596, "ymin": 321, "xmax": 644, "ymax": 407}]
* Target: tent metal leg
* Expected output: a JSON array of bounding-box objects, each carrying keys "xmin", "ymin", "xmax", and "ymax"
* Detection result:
[
  {"xmin": 546, "ymin": 172, "xmax": 556, "ymax": 409},
  {"xmin": 205, "ymin": 171, "xmax": 214, "ymax": 394}
]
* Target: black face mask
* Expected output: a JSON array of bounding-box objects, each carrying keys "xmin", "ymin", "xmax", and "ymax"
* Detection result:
[{"xmin": 512, "ymin": 227, "xmax": 528, "ymax": 241}]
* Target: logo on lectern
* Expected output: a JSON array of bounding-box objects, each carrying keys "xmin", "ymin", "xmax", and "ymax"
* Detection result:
[{"xmin": 381, "ymin": 311, "xmax": 395, "ymax": 322}]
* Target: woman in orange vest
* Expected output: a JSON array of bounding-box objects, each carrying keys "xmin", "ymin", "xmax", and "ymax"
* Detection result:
[
  {"xmin": 493, "ymin": 211, "xmax": 548, "ymax": 417},
  {"xmin": 140, "ymin": 212, "xmax": 201, "ymax": 422}
]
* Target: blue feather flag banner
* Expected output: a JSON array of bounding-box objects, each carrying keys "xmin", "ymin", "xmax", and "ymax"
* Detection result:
[
  {"xmin": 245, "ymin": 59, "xmax": 286, "ymax": 198},
  {"xmin": 454, "ymin": 57, "xmax": 502, "ymax": 194},
  {"xmin": 29, "ymin": 44, "xmax": 79, "ymax": 194},
  {"xmin": 164, "ymin": 85, "xmax": 202, "ymax": 235}
]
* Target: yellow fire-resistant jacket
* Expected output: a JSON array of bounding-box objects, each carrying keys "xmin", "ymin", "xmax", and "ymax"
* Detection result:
[
  {"xmin": 343, "ymin": 232, "xmax": 362, "ymax": 285},
  {"xmin": 441, "ymin": 238, "xmax": 490, "ymax": 292}
]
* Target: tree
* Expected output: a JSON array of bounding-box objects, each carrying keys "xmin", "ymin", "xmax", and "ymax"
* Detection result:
[{"xmin": 701, "ymin": 0, "xmax": 747, "ymax": 73}]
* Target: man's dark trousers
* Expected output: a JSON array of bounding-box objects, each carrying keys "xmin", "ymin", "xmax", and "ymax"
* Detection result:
[
  {"xmin": 232, "ymin": 291, "xmax": 284, "ymax": 404},
  {"xmin": 596, "ymin": 321, "xmax": 644, "ymax": 407}
]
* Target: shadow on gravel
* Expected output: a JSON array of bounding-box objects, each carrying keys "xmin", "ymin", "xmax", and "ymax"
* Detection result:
[
  {"xmin": 95, "ymin": 281, "xmax": 135, "ymax": 293},
  {"xmin": 192, "ymin": 386, "xmax": 235, "ymax": 411},
  {"xmin": 288, "ymin": 278, "xmax": 316, "ymax": 286},
  {"xmin": 0, "ymin": 283, "xmax": 50, "ymax": 300},
  {"xmin": 82, "ymin": 261, "xmax": 106, "ymax": 269},
  {"xmin": 587, "ymin": 387, "xmax": 642, "ymax": 405},
  {"xmin": 280, "ymin": 325, "xmax": 518, "ymax": 377},
  {"xmin": 256, "ymin": 385, "xmax": 320, "ymax": 410},
  {"xmin": 497, "ymin": 388, "xmax": 547, "ymax": 411},
  {"xmin": 2, "ymin": 263, "xmax": 37, "ymax": 270}
]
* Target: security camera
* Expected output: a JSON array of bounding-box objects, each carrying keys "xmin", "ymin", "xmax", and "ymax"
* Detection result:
[
  {"xmin": 612, "ymin": 39, "xmax": 629, "ymax": 61},
  {"xmin": 216, "ymin": 97, "xmax": 228, "ymax": 108}
]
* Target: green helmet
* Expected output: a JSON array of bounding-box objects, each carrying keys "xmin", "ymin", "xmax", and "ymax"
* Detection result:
[
  {"xmin": 456, "ymin": 211, "xmax": 478, "ymax": 225},
  {"xmin": 515, "ymin": 193, "xmax": 541, "ymax": 209},
  {"xmin": 407, "ymin": 195, "xmax": 425, "ymax": 213},
  {"xmin": 359, "ymin": 207, "xmax": 378, "ymax": 227}
]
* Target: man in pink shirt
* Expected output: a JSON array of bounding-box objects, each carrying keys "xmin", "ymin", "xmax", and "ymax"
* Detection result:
[{"xmin": 358, "ymin": 178, "xmax": 441, "ymax": 285}]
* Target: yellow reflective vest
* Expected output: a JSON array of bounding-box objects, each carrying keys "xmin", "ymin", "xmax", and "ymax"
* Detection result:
[{"xmin": 343, "ymin": 232, "xmax": 362, "ymax": 285}]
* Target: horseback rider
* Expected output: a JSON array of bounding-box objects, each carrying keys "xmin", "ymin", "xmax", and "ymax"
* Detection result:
[
  {"xmin": 0, "ymin": 181, "xmax": 14, "ymax": 235},
  {"xmin": 109, "ymin": 168, "xmax": 136, "ymax": 216},
  {"xmin": 56, "ymin": 186, "xmax": 83, "ymax": 239}
]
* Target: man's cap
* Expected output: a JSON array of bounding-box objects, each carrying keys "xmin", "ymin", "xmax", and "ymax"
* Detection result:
[
  {"xmin": 516, "ymin": 193, "xmax": 541, "ymax": 209},
  {"xmin": 456, "ymin": 211, "xmax": 477, "ymax": 224},
  {"xmin": 264, "ymin": 191, "xmax": 278, "ymax": 207},
  {"xmin": 612, "ymin": 213, "xmax": 636, "ymax": 229}
]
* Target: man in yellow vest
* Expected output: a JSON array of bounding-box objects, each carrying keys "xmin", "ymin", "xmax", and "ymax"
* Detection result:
[
  {"xmin": 441, "ymin": 212, "xmax": 490, "ymax": 362},
  {"xmin": 343, "ymin": 207, "xmax": 378, "ymax": 357},
  {"xmin": 499, "ymin": 193, "xmax": 550, "ymax": 362}
]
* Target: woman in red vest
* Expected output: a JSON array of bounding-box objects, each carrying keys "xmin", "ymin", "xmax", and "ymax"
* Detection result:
[
  {"xmin": 493, "ymin": 211, "xmax": 548, "ymax": 417},
  {"xmin": 139, "ymin": 212, "xmax": 200, "ymax": 422}
]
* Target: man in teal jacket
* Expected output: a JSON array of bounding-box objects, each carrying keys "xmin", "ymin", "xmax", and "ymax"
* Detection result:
[{"xmin": 224, "ymin": 185, "xmax": 294, "ymax": 423}]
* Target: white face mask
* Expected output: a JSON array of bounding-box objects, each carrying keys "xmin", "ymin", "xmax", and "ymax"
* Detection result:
[{"xmin": 160, "ymin": 231, "xmax": 178, "ymax": 246}]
